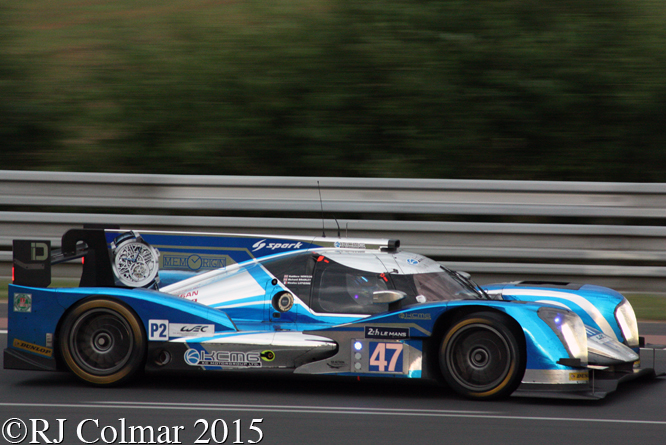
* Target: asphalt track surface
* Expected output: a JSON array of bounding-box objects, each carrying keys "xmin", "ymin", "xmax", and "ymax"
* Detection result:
[{"xmin": 1, "ymin": 326, "xmax": 666, "ymax": 445}]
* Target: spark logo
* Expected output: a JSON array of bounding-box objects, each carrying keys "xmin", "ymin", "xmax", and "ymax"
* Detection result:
[
  {"xmin": 252, "ymin": 240, "xmax": 267, "ymax": 252},
  {"xmin": 251, "ymin": 239, "xmax": 303, "ymax": 252}
]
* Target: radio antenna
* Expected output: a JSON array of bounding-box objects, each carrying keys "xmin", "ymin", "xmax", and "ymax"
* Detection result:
[{"xmin": 317, "ymin": 181, "xmax": 326, "ymax": 237}]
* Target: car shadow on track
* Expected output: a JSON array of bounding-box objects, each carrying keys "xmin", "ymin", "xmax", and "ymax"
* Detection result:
[
  {"xmin": 144, "ymin": 370, "xmax": 454, "ymax": 401},
  {"xmin": 9, "ymin": 367, "xmax": 664, "ymax": 407},
  {"xmin": 10, "ymin": 368, "xmax": 454, "ymax": 401}
]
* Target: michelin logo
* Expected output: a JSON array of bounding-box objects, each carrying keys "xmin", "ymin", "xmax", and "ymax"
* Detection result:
[{"xmin": 252, "ymin": 239, "xmax": 303, "ymax": 252}]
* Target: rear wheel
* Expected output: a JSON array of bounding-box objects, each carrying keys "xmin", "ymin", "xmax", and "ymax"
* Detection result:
[
  {"xmin": 440, "ymin": 312, "xmax": 524, "ymax": 399},
  {"xmin": 59, "ymin": 298, "xmax": 146, "ymax": 386}
]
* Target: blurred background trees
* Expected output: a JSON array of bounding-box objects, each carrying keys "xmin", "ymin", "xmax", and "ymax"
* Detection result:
[
  {"xmin": 2, "ymin": 0, "xmax": 666, "ymax": 181},
  {"xmin": 0, "ymin": 7, "xmax": 61, "ymax": 169}
]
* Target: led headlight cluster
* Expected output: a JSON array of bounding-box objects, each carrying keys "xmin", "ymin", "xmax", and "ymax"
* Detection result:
[
  {"xmin": 615, "ymin": 298, "xmax": 639, "ymax": 347},
  {"xmin": 538, "ymin": 307, "xmax": 588, "ymax": 365}
]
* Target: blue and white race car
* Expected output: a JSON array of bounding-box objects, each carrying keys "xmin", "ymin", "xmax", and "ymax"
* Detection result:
[{"xmin": 5, "ymin": 228, "xmax": 664, "ymax": 399}]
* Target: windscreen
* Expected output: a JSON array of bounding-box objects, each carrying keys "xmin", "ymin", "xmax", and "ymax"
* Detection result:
[{"xmin": 392, "ymin": 269, "xmax": 490, "ymax": 302}]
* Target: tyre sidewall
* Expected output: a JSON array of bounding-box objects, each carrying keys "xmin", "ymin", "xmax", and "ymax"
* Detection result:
[
  {"xmin": 440, "ymin": 312, "xmax": 524, "ymax": 399},
  {"xmin": 59, "ymin": 298, "xmax": 146, "ymax": 386}
]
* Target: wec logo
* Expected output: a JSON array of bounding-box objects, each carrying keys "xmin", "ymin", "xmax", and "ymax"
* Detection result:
[
  {"xmin": 251, "ymin": 239, "xmax": 303, "ymax": 252},
  {"xmin": 148, "ymin": 320, "xmax": 214, "ymax": 340}
]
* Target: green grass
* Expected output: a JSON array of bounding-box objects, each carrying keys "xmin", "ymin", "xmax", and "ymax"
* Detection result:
[
  {"xmin": 0, "ymin": 278, "xmax": 80, "ymax": 301},
  {"xmin": 625, "ymin": 294, "xmax": 666, "ymax": 322}
]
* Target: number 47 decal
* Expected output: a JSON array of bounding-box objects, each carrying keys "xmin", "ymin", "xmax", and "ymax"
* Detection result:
[{"xmin": 369, "ymin": 342, "xmax": 404, "ymax": 373}]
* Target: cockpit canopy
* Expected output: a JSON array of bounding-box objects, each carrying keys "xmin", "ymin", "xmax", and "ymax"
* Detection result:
[{"xmin": 260, "ymin": 250, "xmax": 494, "ymax": 315}]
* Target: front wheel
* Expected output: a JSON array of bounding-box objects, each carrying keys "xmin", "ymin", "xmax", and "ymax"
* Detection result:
[
  {"xmin": 440, "ymin": 312, "xmax": 525, "ymax": 399},
  {"xmin": 59, "ymin": 298, "xmax": 146, "ymax": 386}
]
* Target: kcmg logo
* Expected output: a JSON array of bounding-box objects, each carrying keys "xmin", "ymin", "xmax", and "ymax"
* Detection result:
[{"xmin": 184, "ymin": 349, "xmax": 200, "ymax": 366}]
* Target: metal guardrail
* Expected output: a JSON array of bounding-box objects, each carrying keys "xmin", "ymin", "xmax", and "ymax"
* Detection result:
[
  {"xmin": 4, "ymin": 170, "xmax": 666, "ymax": 217},
  {"xmin": 1, "ymin": 170, "xmax": 666, "ymax": 291}
]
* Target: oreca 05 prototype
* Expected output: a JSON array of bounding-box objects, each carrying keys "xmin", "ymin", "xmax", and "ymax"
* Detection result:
[{"xmin": 5, "ymin": 228, "xmax": 665, "ymax": 399}]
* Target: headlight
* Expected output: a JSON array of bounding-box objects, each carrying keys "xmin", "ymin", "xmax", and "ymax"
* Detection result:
[
  {"xmin": 615, "ymin": 298, "xmax": 639, "ymax": 347},
  {"xmin": 538, "ymin": 307, "xmax": 588, "ymax": 365}
]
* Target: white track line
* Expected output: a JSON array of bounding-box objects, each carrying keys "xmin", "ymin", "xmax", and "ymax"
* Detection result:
[{"xmin": 0, "ymin": 402, "xmax": 664, "ymax": 426}]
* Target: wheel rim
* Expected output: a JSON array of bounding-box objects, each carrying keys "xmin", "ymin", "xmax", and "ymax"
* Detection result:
[
  {"xmin": 68, "ymin": 308, "xmax": 134, "ymax": 375},
  {"xmin": 445, "ymin": 324, "xmax": 512, "ymax": 392}
]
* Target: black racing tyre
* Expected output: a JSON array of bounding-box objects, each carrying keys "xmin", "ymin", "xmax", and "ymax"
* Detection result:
[
  {"xmin": 439, "ymin": 312, "xmax": 525, "ymax": 400},
  {"xmin": 59, "ymin": 298, "xmax": 146, "ymax": 386}
]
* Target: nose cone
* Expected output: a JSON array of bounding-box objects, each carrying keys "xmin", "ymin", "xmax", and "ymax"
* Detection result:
[{"xmin": 586, "ymin": 327, "xmax": 639, "ymax": 366}]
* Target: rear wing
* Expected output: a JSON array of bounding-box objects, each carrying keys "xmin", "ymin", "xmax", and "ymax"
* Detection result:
[
  {"xmin": 12, "ymin": 228, "xmax": 400, "ymax": 289},
  {"xmin": 13, "ymin": 229, "xmax": 116, "ymax": 288},
  {"xmin": 12, "ymin": 240, "xmax": 52, "ymax": 288}
]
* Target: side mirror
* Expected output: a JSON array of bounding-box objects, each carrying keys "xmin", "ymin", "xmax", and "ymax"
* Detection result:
[{"xmin": 373, "ymin": 290, "xmax": 406, "ymax": 304}]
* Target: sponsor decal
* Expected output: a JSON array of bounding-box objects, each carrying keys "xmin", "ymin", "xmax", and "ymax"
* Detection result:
[
  {"xmin": 148, "ymin": 320, "xmax": 214, "ymax": 341},
  {"xmin": 569, "ymin": 371, "xmax": 589, "ymax": 382},
  {"xmin": 169, "ymin": 323, "xmax": 214, "ymax": 337},
  {"xmin": 591, "ymin": 333, "xmax": 613, "ymax": 344},
  {"xmin": 179, "ymin": 290, "xmax": 199, "ymax": 299},
  {"xmin": 260, "ymin": 350, "xmax": 275, "ymax": 362},
  {"xmin": 398, "ymin": 312, "xmax": 431, "ymax": 320},
  {"xmin": 184, "ymin": 349, "xmax": 262, "ymax": 368},
  {"xmin": 252, "ymin": 239, "xmax": 304, "ymax": 252},
  {"xmin": 283, "ymin": 275, "xmax": 312, "ymax": 286},
  {"xmin": 184, "ymin": 349, "xmax": 200, "ymax": 365},
  {"xmin": 162, "ymin": 254, "xmax": 226, "ymax": 271},
  {"xmin": 585, "ymin": 327, "xmax": 598, "ymax": 336},
  {"xmin": 327, "ymin": 360, "xmax": 347, "ymax": 369},
  {"xmin": 406, "ymin": 258, "xmax": 419, "ymax": 266},
  {"xmin": 31, "ymin": 242, "xmax": 49, "ymax": 261},
  {"xmin": 13, "ymin": 338, "xmax": 52, "ymax": 357},
  {"xmin": 13, "ymin": 293, "xmax": 32, "ymax": 313},
  {"xmin": 365, "ymin": 326, "xmax": 409, "ymax": 339},
  {"xmin": 333, "ymin": 241, "xmax": 366, "ymax": 249}
]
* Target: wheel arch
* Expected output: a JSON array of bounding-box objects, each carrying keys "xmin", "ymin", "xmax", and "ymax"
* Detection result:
[
  {"xmin": 54, "ymin": 295, "xmax": 148, "ymax": 383},
  {"xmin": 427, "ymin": 305, "xmax": 527, "ymax": 387}
]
